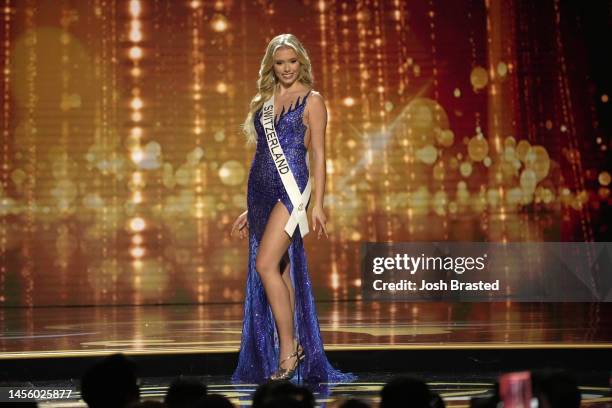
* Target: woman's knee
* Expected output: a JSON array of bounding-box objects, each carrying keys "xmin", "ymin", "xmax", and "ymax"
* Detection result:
[{"xmin": 255, "ymin": 257, "xmax": 274, "ymax": 278}]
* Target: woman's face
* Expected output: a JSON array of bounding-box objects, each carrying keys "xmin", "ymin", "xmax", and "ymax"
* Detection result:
[{"xmin": 273, "ymin": 46, "xmax": 300, "ymax": 87}]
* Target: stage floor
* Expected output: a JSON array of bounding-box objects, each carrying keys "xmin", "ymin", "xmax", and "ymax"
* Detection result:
[
  {"xmin": 1, "ymin": 301, "xmax": 610, "ymax": 358},
  {"xmin": 1, "ymin": 301, "xmax": 611, "ymax": 407}
]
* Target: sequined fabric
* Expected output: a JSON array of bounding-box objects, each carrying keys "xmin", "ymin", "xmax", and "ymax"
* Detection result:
[{"xmin": 232, "ymin": 91, "xmax": 355, "ymax": 384}]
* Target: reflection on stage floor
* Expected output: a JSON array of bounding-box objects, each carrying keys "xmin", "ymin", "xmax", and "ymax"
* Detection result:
[
  {"xmin": 1, "ymin": 301, "xmax": 610, "ymax": 357},
  {"xmin": 1, "ymin": 302, "xmax": 610, "ymax": 407}
]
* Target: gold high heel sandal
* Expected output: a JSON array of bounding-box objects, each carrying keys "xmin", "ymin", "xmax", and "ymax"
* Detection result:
[{"xmin": 270, "ymin": 343, "xmax": 306, "ymax": 381}]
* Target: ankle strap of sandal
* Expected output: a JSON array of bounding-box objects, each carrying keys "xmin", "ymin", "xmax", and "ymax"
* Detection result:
[{"xmin": 278, "ymin": 350, "xmax": 299, "ymax": 365}]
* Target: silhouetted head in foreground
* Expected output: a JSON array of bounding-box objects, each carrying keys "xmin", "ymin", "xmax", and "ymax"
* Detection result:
[
  {"xmin": 338, "ymin": 398, "xmax": 371, "ymax": 408},
  {"xmin": 531, "ymin": 369, "xmax": 581, "ymax": 408},
  {"xmin": 81, "ymin": 353, "xmax": 140, "ymax": 408},
  {"xmin": 252, "ymin": 380, "xmax": 315, "ymax": 408},
  {"xmin": 380, "ymin": 376, "xmax": 434, "ymax": 408},
  {"xmin": 164, "ymin": 377, "xmax": 207, "ymax": 408},
  {"xmin": 197, "ymin": 393, "xmax": 235, "ymax": 408}
]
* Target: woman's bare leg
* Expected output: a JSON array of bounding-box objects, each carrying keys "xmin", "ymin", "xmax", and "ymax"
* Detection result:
[
  {"xmin": 255, "ymin": 201, "xmax": 297, "ymax": 370},
  {"xmin": 280, "ymin": 255, "xmax": 295, "ymax": 319}
]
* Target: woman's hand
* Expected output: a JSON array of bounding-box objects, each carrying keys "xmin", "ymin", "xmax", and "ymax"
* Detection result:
[
  {"xmin": 231, "ymin": 210, "xmax": 249, "ymax": 239},
  {"xmin": 311, "ymin": 205, "xmax": 329, "ymax": 240}
]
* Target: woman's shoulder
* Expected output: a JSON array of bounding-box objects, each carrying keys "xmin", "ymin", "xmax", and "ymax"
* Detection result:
[
  {"xmin": 307, "ymin": 89, "xmax": 323, "ymax": 100},
  {"xmin": 305, "ymin": 89, "xmax": 325, "ymax": 108},
  {"xmin": 305, "ymin": 89, "xmax": 326, "ymax": 116}
]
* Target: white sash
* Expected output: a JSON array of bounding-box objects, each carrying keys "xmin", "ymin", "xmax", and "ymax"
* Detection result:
[{"xmin": 260, "ymin": 92, "xmax": 312, "ymax": 238}]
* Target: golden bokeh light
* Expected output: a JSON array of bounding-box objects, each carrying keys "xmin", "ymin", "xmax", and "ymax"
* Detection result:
[
  {"xmin": 218, "ymin": 161, "xmax": 245, "ymax": 186},
  {"xmin": 470, "ymin": 66, "xmax": 488, "ymax": 89},
  {"xmin": 129, "ymin": 46, "xmax": 142, "ymax": 59},
  {"xmin": 343, "ymin": 97, "xmax": 355, "ymax": 107},
  {"xmin": 216, "ymin": 82, "xmax": 227, "ymax": 93},
  {"xmin": 520, "ymin": 169, "xmax": 537, "ymax": 192},
  {"xmin": 129, "ymin": 0, "xmax": 141, "ymax": 17},
  {"xmin": 459, "ymin": 161, "xmax": 473, "ymax": 177},
  {"xmin": 436, "ymin": 129, "xmax": 454, "ymax": 147},
  {"xmin": 211, "ymin": 14, "xmax": 228, "ymax": 32},
  {"xmin": 467, "ymin": 135, "xmax": 489, "ymax": 161},
  {"xmin": 415, "ymin": 145, "xmax": 437, "ymax": 165},
  {"xmin": 525, "ymin": 145, "xmax": 550, "ymax": 181},
  {"xmin": 497, "ymin": 61, "xmax": 508, "ymax": 77},
  {"xmin": 129, "ymin": 217, "xmax": 146, "ymax": 232}
]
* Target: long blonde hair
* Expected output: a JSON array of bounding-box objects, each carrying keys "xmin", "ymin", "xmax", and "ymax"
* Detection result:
[{"xmin": 242, "ymin": 34, "xmax": 314, "ymax": 143}]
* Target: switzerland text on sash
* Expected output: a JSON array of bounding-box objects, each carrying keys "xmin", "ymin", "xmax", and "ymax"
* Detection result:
[{"xmin": 260, "ymin": 93, "xmax": 312, "ymax": 238}]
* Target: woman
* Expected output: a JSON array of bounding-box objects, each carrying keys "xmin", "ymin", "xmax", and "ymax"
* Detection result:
[{"xmin": 230, "ymin": 34, "xmax": 354, "ymax": 384}]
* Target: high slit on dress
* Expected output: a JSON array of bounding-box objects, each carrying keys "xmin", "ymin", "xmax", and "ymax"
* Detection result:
[{"xmin": 231, "ymin": 90, "xmax": 355, "ymax": 383}]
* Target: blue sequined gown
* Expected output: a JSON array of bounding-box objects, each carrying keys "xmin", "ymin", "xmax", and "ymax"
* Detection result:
[{"xmin": 232, "ymin": 90, "xmax": 354, "ymax": 384}]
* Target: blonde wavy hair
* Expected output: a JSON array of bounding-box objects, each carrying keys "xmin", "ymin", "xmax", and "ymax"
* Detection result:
[{"xmin": 242, "ymin": 34, "xmax": 314, "ymax": 143}]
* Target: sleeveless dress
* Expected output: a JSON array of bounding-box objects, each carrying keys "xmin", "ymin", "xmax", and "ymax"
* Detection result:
[{"xmin": 231, "ymin": 90, "xmax": 355, "ymax": 384}]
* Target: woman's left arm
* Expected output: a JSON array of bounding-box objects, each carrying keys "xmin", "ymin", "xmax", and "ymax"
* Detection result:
[{"xmin": 307, "ymin": 92, "xmax": 329, "ymax": 239}]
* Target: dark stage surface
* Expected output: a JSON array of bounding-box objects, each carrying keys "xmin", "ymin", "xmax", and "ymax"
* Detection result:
[
  {"xmin": 2, "ymin": 302, "xmax": 611, "ymax": 357},
  {"xmin": 1, "ymin": 301, "xmax": 611, "ymax": 406}
]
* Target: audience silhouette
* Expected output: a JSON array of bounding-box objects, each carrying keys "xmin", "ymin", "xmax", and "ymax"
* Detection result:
[
  {"xmin": 77, "ymin": 353, "xmax": 585, "ymax": 408},
  {"xmin": 81, "ymin": 353, "xmax": 140, "ymax": 408}
]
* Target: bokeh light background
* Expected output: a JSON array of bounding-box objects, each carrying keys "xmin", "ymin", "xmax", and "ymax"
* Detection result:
[{"xmin": 1, "ymin": 0, "xmax": 610, "ymax": 306}]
